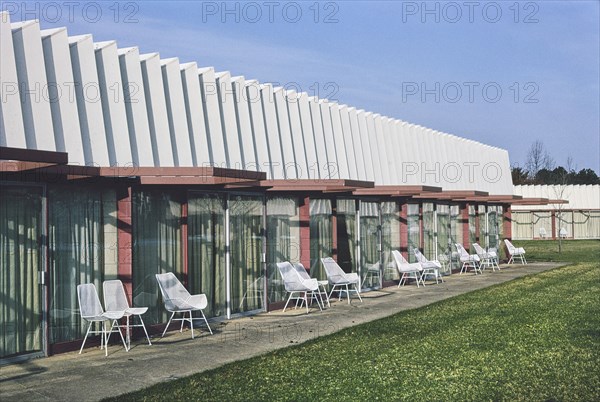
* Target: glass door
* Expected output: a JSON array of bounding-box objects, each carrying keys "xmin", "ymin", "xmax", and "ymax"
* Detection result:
[
  {"xmin": 1, "ymin": 185, "xmax": 45, "ymax": 360},
  {"xmin": 488, "ymin": 206, "xmax": 499, "ymax": 252},
  {"xmin": 359, "ymin": 201, "xmax": 381, "ymax": 290},
  {"xmin": 381, "ymin": 202, "xmax": 400, "ymax": 283},
  {"xmin": 229, "ymin": 195, "xmax": 264, "ymax": 314},
  {"xmin": 407, "ymin": 204, "xmax": 420, "ymax": 262},
  {"xmin": 309, "ymin": 199, "xmax": 332, "ymax": 281},
  {"xmin": 336, "ymin": 199, "xmax": 357, "ymax": 275},
  {"xmin": 266, "ymin": 197, "xmax": 300, "ymax": 306},
  {"xmin": 188, "ymin": 193, "xmax": 227, "ymax": 319},
  {"xmin": 436, "ymin": 204, "xmax": 452, "ymax": 275}
]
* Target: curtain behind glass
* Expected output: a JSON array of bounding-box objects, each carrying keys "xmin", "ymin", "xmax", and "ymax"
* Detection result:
[
  {"xmin": 478, "ymin": 205, "xmax": 487, "ymax": 248},
  {"xmin": 188, "ymin": 194, "xmax": 226, "ymax": 318},
  {"xmin": 230, "ymin": 196, "xmax": 263, "ymax": 314},
  {"xmin": 488, "ymin": 206, "xmax": 499, "ymax": 251},
  {"xmin": 555, "ymin": 211, "xmax": 573, "ymax": 238},
  {"xmin": 407, "ymin": 204, "xmax": 420, "ymax": 263},
  {"xmin": 573, "ymin": 211, "xmax": 600, "ymax": 239},
  {"xmin": 0, "ymin": 186, "xmax": 43, "ymax": 358},
  {"xmin": 450, "ymin": 205, "xmax": 462, "ymax": 270},
  {"xmin": 381, "ymin": 202, "xmax": 400, "ymax": 281},
  {"xmin": 532, "ymin": 212, "xmax": 551, "ymax": 239},
  {"xmin": 132, "ymin": 191, "xmax": 182, "ymax": 325},
  {"xmin": 310, "ymin": 199, "xmax": 332, "ymax": 280},
  {"xmin": 337, "ymin": 199, "xmax": 356, "ymax": 274},
  {"xmin": 512, "ymin": 211, "xmax": 532, "ymax": 240},
  {"xmin": 468, "ymin": 205, "xmax": 477, "ymax": 252},
  {"xmin": 423, "ymin": 203, "xmax": 435, "ymax": 259},
  {"xmin": 436, "ymin": 204, "xmax": 451, "ymax": 274},
  {"xmin": 497, "ymin": 206, "xmax": 505, "ymax": 260},
  {"xmin": 266, "ymin": 197, "xmax": 299, "ymax": 304},
  {"xmin": 48, "ymin": 188, "xmax": 109, "ymax": 344},
  {"xmin": 360, "ymin": 201, "xmax": 379, "ymax": 289}
]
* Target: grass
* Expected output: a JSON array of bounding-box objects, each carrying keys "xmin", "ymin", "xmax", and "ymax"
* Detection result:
[
  {"xmin": 109, "ymin": 240, "xmax": 600, "ymax": 402},
  {"xmin": 514, "ymin": 239, "xmax": 600, "ymax": 263}
]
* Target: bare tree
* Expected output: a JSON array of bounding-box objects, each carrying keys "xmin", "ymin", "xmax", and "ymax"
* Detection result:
[
  {"xmin": 525, "ymin": 140, "xmax": 554, "ymax": 180},
  {"xmin": 552, "ymin": 156, "xmax": 572, "ymax": 253}
]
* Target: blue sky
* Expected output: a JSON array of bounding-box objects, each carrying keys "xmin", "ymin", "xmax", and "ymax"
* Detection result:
[{"xmin": 8, "ymin": 0, "xmax": 599, "ymax": 172}]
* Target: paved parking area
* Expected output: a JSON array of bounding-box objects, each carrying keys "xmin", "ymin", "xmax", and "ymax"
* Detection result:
[{"xmin": 0, "ymin": 262, "xmax": 565, "ymax": 401}]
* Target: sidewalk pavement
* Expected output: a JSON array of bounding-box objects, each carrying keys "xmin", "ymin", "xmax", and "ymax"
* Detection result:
[{"xmin": 0, "ymin": 262, "xmax": 565, "ymax": 401}]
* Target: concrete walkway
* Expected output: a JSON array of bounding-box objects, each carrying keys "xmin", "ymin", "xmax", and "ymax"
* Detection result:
[{"xmin": 0, "ymin": 262, "xmax": 564, "ymax": 401}]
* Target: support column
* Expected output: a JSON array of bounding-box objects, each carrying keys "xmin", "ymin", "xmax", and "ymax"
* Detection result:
[
  {"xmin": 117, "ymin": 186, "xmax": 133, "ymax": 302},
  {"xmin": 299, "ymin": 196, "xmax": 311, "ymax": 270}
]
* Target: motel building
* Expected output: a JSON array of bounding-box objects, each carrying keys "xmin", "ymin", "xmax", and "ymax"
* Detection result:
[{"xmin": 0, "ymin": 14, "xmax": 559, "ymax": 363}]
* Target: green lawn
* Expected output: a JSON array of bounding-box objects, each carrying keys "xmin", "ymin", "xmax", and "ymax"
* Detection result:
[
  {"xmin": 513, "ymin": 239, "xmax": 600, "ymax": 263},
  {"xmin": 110, "ymin": 240, "xmax": 600, "ymax": 402}
]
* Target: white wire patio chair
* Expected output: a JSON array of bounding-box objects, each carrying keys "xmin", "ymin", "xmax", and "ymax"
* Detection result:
[
  {"xmin": 76, "ymin": 283, "xmax": 128, "ymax": 356},
  {"xmin": 103, "ymin": 279, "xmax": 152, "ymax": 349},
  {"xmin": 473, "ymin": 243, "xmax": 500, "ymax": 271},
  {"xmin": 392, "ymin": 250, "xmax": 424, "ymax": 288},
  {"xmin": 504, "ymin": 239, "xmax": 527, "ymax": 264},
  {"xmin": 413, "ymin": 248, "xmax": 444, "ymax": 283},
  {"xmin": 455, "ymin": 243, "xmax": 482, "ymax": 275},
  {"xmin": 293, "ymin": 262, "xmax": 330, "ymax": 308},
  {"xmin": 276, "ymin": 262, "xmax": 322, "ymax": 314},
  {"xmin": 321, "ymin": 257, "xmax": 363, "ymax": 304},
  {"xmin": 155, "ymin": 272, "xmax": 213, "ymax": 339}
]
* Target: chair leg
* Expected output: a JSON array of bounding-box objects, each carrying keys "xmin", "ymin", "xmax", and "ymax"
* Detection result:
[
  {"xmin": 189, "ymin": 311, "xmax": 195, "ymax": 339},
  {"xmin": 126, "ymin": 316, "xmax": 130, "ymax": 350},
  {"xmin": 162, "ymin": 312, "xmax": 175, "ymax": 338},
  {"xmin": 283, "ymin": 292, "xmax": 294, "ymax": 312},
  {"xmin": 79, "ymin": 322, "xmax": 93, "ymax": 354},
  {"xmin": 138, "ymin": 315, "xmax": 152, "ymax": 345},
  {"xmin": 354, "ymin": 284, "xmax": 363, "ymax": 302},
  {"xmin": 304, "ymin": 292, "xmax": 309, "ymax": 314},
  {"xmin": 112, "ymin": 319, "xmax": 129, "ymax": 351},
  {"xmin": 200, "ymin": 310, "xmax": 213, "ymax": 334},
  {"xmin": 103, "ymin": 321, "xmax": 109, "ymax": 357}
]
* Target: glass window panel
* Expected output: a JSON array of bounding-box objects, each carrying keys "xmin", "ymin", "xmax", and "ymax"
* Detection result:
[
  {"xmin": 468, "ymin": 205, "xmax": 477, "ymax": 250},
  {"xmin": 423, "ymin": 203, "xmax": 435, "ymax": 260},
  {"xmin": 555, "ymin": 211, "xmax": 573, "ymax": 238},
  {"xmin": 407, "ymin": 204, "xmax": 420, "ymax": 263},
  {"xmin": 229, "ymin": 196, "xmax": 264, "ymax": 314},
  {"xmin": 266, "ymin": 197, "xmax": 299, "ymax": 304},
  {"xmin": 48, "ymin": 187, "xmax": 115, "ymax": 344},
  {"xmin": 450, "ymin": 205, "xmax": 463, "ymax": 270},
  {"xmin": 0, "ymin": 186, "xmax": 44, "ymax": 358},
  {"xmin": 532, "ymin": 212, "xmax": 552, "ymax": 240},
  {"xmin": 360, "ymin": 201, "xmax": 379, "ymax": 289},
  {"xmin": 573, "ymin": 211, "xmax": 600, "ymax": 239},
  {"xmin": 512, "ymin": 211, "xmax": 533, "ymax": 240},
  {"xmin": 310, "ymin": 199, "xmax": 332, "ymax": 280},
  {"xmin": 188, "ymin": 193, "xmax": 227, "ymax": 318},
  {"xmin": 381, "ymin": 202, "xmax": 400, "ymax": 281},
  {"xmin": 478, "ymin": 205, "xmax": 487, "ymax": 249},
  {"xmin": 132, "ymin": 191, "xmax": 182, "ymax": 325},
  {"xmin": 436, "ymin": 204, "xmax": 451, "ymax": 274},
  {"xmin": 337, "ymin": 199, "xmax": 356, "ymax": 275}
]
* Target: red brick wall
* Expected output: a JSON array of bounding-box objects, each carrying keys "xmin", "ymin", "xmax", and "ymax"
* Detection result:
[{"xmin": 299, "ymin": 196, "xmax": 311, "ymax": 269}]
